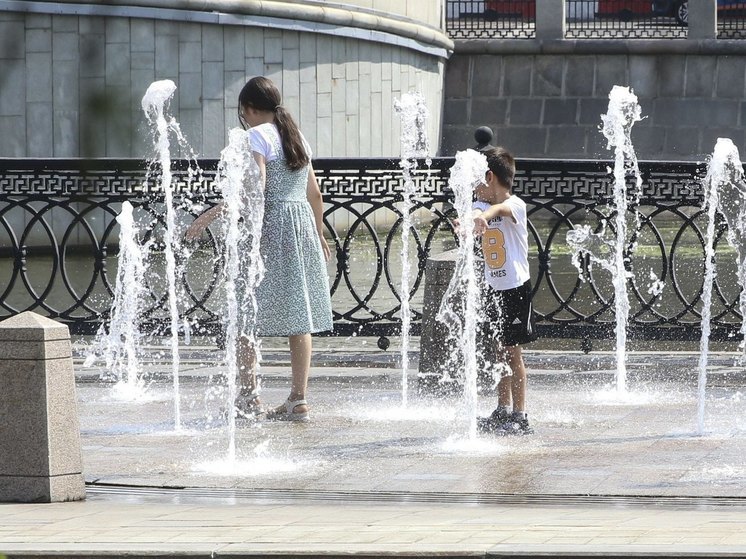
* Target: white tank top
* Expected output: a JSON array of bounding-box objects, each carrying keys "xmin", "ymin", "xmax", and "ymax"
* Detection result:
[{"xmin": 474, "ymin": 196, "xmax": 530, "ymax": 291}]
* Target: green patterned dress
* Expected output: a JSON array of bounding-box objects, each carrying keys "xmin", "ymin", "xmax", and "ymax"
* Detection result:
[{"xmin": 250, "ymin": 123, "xmax": 333, "ymax": 336}]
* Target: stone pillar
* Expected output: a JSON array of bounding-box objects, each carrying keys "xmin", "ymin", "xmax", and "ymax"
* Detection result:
[
  {"xmin": 0, "ymin": 312, "xmax": 85, "ymax": 502},
  {"xmin": 418, "ymin": 249, "xmax": 459, "ymax": 390},
  {"xmin": 536, "ymin": 0, "xmax": 566, "ymax": 41},
  {"xmin": 688, "ymin": 0, "xmax": 717, "ymax": 40}
]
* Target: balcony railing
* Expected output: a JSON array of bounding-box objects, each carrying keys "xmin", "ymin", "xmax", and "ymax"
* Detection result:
[{"xmin": 446, "ymin": 0, "xmax": 745, "ymax": 40}]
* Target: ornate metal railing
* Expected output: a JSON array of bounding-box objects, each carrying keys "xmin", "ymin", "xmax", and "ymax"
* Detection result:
[
  {"xmin": 0, "ymin": 157, "xmax": 743, "ymax": 345},
  {"xmin": 446, "ymin": 0, "xmax": 536, "ymax": 39},
  {"xmin": 446, "ymin": 0, "xmax": 718, "ymax": 40}
]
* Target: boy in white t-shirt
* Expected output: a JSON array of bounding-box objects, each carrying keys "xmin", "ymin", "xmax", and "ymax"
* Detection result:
[{"xmin": 472, "ymin": 146, "xmax": 538, "ymax": 435}]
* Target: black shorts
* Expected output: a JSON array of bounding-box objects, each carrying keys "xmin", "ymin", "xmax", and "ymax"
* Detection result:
[{"xmin": 481, "ymin": 279, "xmax": 538, "ymax": 347}]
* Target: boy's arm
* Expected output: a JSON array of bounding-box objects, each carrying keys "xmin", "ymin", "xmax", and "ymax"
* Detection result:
[
  {"xmin": 472, "ymin": 201, "xmax": 516, "ymax": 236},
  {"xmin": 480, "ymin": 201, "xmax": 516, "ymax": 223}
]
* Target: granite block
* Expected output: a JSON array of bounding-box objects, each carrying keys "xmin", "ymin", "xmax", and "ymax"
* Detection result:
[
  {"xmin": 224, "ymin": 27, "xmax": 244, "ymax": 72},
  {"xmin": 547, "ymin": 125, "xmax": 587, "ymax": 155},
  {"xmin": 657, "ymin": 55, "xmax": 685, "ymax": 97},
  {"xmin": 628, "ymin": 55, "xmax": 658, "ymax": 99},
  {"xmin": 497, "ymin": 126, "xmax": 547, "ymax": 158},
  {"xmin": 25, "ymin": 28, "xmax": 51, "ymax": 54},
  {"xmin": 105, "ymin": 17, "xmax": 129, "ymax": 43},
  {"xmin": 471, "ymin": 98, "xmax": 507, "ymax": 126},
  {"xmin": 716, "ymin": 56, "xmax": 746, "ymax": 99},
  {"xmin": 472, "ymin": 61, "xmax": 501, "ymax": 97},
  {"xmin": 444, "ymin": 98, "xmax": 468, "ymax": 125},
  {"xmin": 202, "ymin": 61, "xmax": 224, "ymax": 100},
  {"xmin": 51, "ymin": 15, "xmax": 77, "ymax": 33},
  {"xmin": 510, "ymin": 98, "xmax": 543, "ymax": 125},
  {"xmin": 79, "ymin": 33, "xmax": 105, "ymax": 78},
  {"xmin": 105, "ymin": 43, "xmax": 131, "ymax": 87},
  {"xmin": 579, "ymin": 97, "xmax": 610, "ymax": 125},
  {"xmin": 52, "ymin": 31, "xmax": 77, "ymax": 62},
  {"xmin": 0, "ymin": 312, "xmax": 70, "ymax": 342},
  {"xmin": 533, "ymin": 56, "xmax": 563, "ymax": 97},
  {"xmin": 201, "ymin": 25, "xmax": 223, "ymax": 62},
  {"xmin": 503, "ymin": 56, "xmax": 532, "ymax": 96},
  {"xmin": 543, "ymin": 98, "xmax": 578, "ymax": 125},
  {"xmin": 685, "ymin": 55, "xmax": 717, "ymax": 98},
  {"xmin": 0, "ymin": 60, "xmax": 25, "ymax": 116},
  {"xmin": 264, "ymin": 36, "xmax": 283, "ymax": 65},
  {"xmin": 565, "ymin": 56, "xmax": 594, "ymax": 96},
  {"xmin": 0, "ymin": 473, "xmax": 85, "ymax": 503},
  {"xmin": 26, "ymin": 102, "xmax": 53, "ymax": 157},
  {"xmin": 244, "ymin": 29, "xmax": 264, "ymax": 59},
  {"xmin": 594, "ymin": 56, "xmax": 628, "ymax": 97},
  {"xmin": 155, "ymin": 34, "xmax": 179, "ymax": 79}
]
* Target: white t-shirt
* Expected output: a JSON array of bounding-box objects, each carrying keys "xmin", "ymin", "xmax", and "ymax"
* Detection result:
[
  {"xmin": 248, "ymin": 123, "xmax": 312, "ymax": 162},
  {"xmin": 474, "ymin": 196, "xmax": 530, "ymax": 291}
]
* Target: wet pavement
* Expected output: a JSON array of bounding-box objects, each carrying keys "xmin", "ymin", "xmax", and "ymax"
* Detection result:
[
  {"xmin": 73, "ymin": 342, "xmax": 746, "ymax": 498},
  {"xmin": 2, "ymin": 341, "xmax": 746, "ymax": 558}
]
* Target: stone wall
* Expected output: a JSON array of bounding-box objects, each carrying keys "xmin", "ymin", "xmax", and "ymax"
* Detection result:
[
  {"xmin": 0, "ymin": 1, "xmax": 449, "ymax": 158},
  {"xmin": 442, "ymin": 47, "xmax": 746, "ymax": 161}
]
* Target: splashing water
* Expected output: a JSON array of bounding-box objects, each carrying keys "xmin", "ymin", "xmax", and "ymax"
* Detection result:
[
  {"xmin": 394, "ymin": 92, "xmax": 431, "ymax": 408},
  {"xmin": 194, "ymin": 441, "xmax": 304, "ymax": 476},
  {"xmin": 217, "ymin": 128, "xmax": 265, "ymax": 461},
  {"xmin": 141, "ymin": 79, "xmax": 187, "ymax": 430},
  {"xmin": 698, "ymin": 138, "xmax": 746, "ymax": 433},
  {"xmin": 84, "ymin": 201, "xmax": 149, "ymax": 398},
  {"xmin": 647, "ymin": 270, "xmax": 665, "ymax": 298},
  {"xmin": 567, "ymin": 86, "xmax": 643, "ymax": 393},
  {"xmin": 437, "ymin": 149, "xmax": 488, "ymax": 439}
]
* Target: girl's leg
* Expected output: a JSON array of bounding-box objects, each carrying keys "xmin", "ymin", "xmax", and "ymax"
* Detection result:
[
  {"xmin": 286, "ymin": 333, "xmax": 312, "ymax": 413},
  {"xmin": 237, "ymin": 335, "xmax": 258, "ymax": 395}
]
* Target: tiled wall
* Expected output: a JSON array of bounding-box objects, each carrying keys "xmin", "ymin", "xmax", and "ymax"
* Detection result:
[
  {"xmin": 0, "ymin": 11, "xmax": 445, "ymax": 158},
  {"xmin": 442, "ymin": 53, "xmax": 746, "ymax": 161}
]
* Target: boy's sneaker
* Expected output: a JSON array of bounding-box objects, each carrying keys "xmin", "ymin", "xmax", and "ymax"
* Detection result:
[
  {"xmin": 477, "ymin": 407, "xmax": 510, "ymax": 434},
  {"xmin": 500, "ymin": 413, "xmax": 534, "ymax": 436}
]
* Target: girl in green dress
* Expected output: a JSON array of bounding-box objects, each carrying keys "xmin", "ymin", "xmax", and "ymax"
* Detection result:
[{"xmin": 187, "ymin": 77, "xmax": 333, "ymax": 422}]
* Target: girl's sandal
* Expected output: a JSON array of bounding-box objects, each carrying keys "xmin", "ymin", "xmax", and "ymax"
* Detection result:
[
  {"xmin": 223, "ymin": 392, "xmax": 264, "ymax": 421},
  {"xmin": 266, "ymin": 398, "xmax": 310, "ymax": 423}
]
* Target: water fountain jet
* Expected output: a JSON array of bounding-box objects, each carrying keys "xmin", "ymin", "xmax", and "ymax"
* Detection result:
[
  {"xmin": 141, "ymin": 79, "xmax": 188, "ymax": 430},
  {"xmin": 394, "ymin": 92, "xmax": 430, "ymax": 408},
  {"xmin": 697, "ymin": 138, "xmax": 746, "ymax": 433},
  {"xmin": 567, "ymin": 85, "xmax": 643, "ymax": 394},
  {"xmin": 437, "ymin": 149, "xmax": 488, "ymax": 439},
  {"xmin": 84, "ymin": 201, "xmax": 149, "ymax": 399}
]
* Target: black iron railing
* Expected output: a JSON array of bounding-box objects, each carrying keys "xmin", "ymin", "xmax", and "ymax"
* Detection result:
[
  {"xmin": 446, "ymin": 0, "xmax": 536, "ymax": 39},
  {"xmin": 446, "ymin": 1, "xmax": 746, "ymax": 40},
  {"xmin": 0, "ymin": 157, "xmax": 743, "ymax": 345}
]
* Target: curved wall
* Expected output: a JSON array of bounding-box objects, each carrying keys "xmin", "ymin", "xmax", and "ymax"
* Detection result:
[{"xmin": 0, "ymin": 0, "xmax": 449, "ymax": 158}]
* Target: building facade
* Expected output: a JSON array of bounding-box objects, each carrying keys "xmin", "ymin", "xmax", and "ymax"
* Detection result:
[{"xmin": 0, "ymin": 0, "xmax": 451, "ymax": 158}]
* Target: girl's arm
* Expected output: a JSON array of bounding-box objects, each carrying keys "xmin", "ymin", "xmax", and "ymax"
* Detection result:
[
  {"xmin": 306, "ymin": 166, "xmax": 331, "ymax": 262},
  {"xmin": 184, "ymin": 202, "xmax": 224, "ymax": 241},
  {"xmin": 253, "ymin": 151, "xmax": 267, "ymax": 188},
  {"xmin": 185, "ymin": 151, "xmax": 267, "ymax": 242}
]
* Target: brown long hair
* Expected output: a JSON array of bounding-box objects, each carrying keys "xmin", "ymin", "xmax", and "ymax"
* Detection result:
[{"xmin": 238, "ymin": 77, "xmax": 309, "ymax": 171}]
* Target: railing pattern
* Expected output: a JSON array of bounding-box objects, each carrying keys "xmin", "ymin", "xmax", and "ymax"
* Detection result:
[
  {"xmin": 446, "ymin": 0, "xmax": 536, "ymax": 39},
  {"xmin": 446, "ymin": 0, "xmax": 746, "ymax": 40},
  {"xmin": 0, "ymin": 158, "xmax": 743, "ymax": 344}
]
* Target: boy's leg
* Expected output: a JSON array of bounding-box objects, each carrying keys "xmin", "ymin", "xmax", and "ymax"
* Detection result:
[
  {"xmin": 496, "ymin": 344, "xmax": 513, "ymax": 409},
  {"xmin": 505, "ymin": 344, "xmax": 527, "ymax": 413}
]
